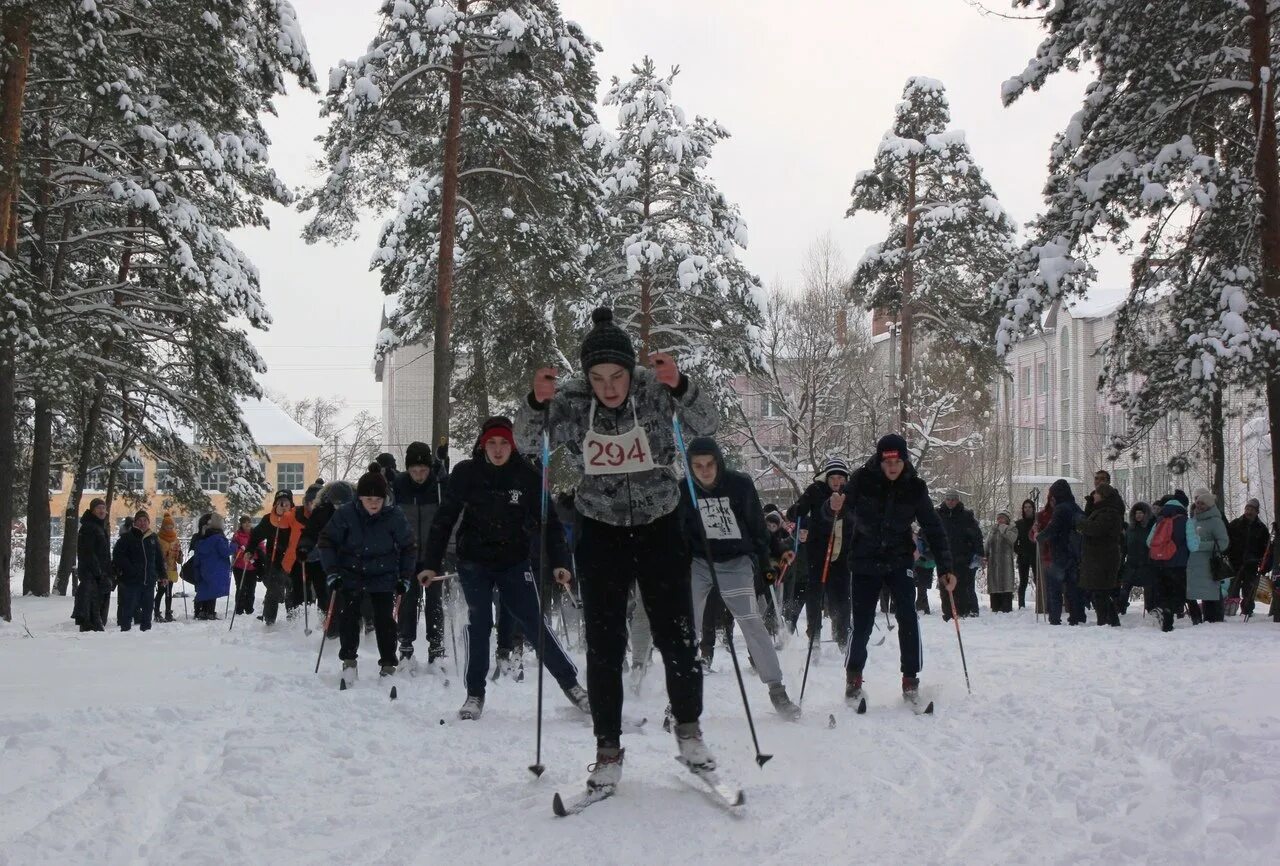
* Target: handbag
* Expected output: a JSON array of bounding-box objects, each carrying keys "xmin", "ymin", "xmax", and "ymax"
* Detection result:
[
  {"xmin": 180, "ymin": 554, "xmax": 201, "ymax": 585},
  {"xmin": 1209, "ymin": 540, "xmax": 1232, "ymax": 584}
]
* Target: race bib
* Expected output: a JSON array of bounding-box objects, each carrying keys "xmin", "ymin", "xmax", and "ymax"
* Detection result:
[
  {"xmin": 582, "ymin": 399, "xmax": 658, "ymax": 476},
  {"xmin": 698, "ymin": 498, "xmax": 742, "ymax": 540}
]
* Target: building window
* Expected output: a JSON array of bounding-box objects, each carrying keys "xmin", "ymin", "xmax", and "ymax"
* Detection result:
[
  {"xmin": 200, "ymin": 462, "xmax": 229, "ymax": 493},
  {"xmin": 1037, "ymin": 426, "xmax": 1050, "ymax": 458},
  {"xmin": 761, "ymin": 393, "xmax": 783, "ymax": 420},
  {"xmin": 49, "ymin": 466, "xmax": 63, "ymax": 493},
  {"xmin": 1037, "ymin": 362, "xmax": 1049, "ymax": 394},
  {"xmin": 155, "ymin": 461, "xmax": 179, "ymax": 492},
  {"xmin": 120, "ymin": 457, "xmax": 145, "ymax": 492},
  {"xmin": 276, "ymin": 463, "xmax": 305, "ymax": 493},
  {"xmin": 1019, "ymin": 426, "xmax": 1030, "ymax": 458},
  {"xmin": 1020, "ymin": 367, "xmax": 1031, "ymax": 398}
]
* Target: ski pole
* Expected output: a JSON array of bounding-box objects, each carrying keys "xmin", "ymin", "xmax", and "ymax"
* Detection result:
[
  {"xmin": 945, "ymin": 583, "xmax": 972, "ymax": 694},
  {"xmin": 447, "ymin": 576, "xmax": 460, "ymax": 676},
  {"xmin": 799, "ymin": 529, "xmax": 837, "ymax": 706},
  {"xmin": 529, "ymin": 425, "xmax": 551, "ymax": 778},
  {"xmin": 228, "ymin": 563, "xmax": 247, "ymax": 632},
  {"xmin": 314, "ymin": 592, "xmax": 338, "ymax": 674},
  {"xmin": 672, "ymin": 410, "xmax": 771, "ymax": 767},
  {"xmin": 303, "ymin": 570, "xmax": 313, "ymax": 637}
]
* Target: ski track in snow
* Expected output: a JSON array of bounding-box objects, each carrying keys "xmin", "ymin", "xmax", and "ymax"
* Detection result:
[{"xmin": 2, "ymin": 589, "xmax": 1278, "ymax": 866}]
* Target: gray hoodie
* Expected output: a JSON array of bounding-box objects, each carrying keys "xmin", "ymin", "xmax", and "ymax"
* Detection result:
[{"xmin": 514, "ymin": 366, "xmax": 718, "ymax": 527}]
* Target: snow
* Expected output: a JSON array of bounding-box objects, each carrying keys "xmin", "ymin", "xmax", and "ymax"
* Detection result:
[
  {"xmin": 4, "ymin": 585, "xmax": 1278, "ymax": 865},
  {"xmin": 173, "ymin": 397, "xmax": 321, "ymax": 447}
]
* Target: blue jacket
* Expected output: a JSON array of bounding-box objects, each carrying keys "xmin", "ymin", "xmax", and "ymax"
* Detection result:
[
  {"xmin": 1146, "ymin": 502, "xmax": 1200, "ymax": 568},
  {"xmin": 842, "ymin": 455, "xmax": 952, "ymax": 576},
  {"xmin": 318, "ymin": 500, "xmax": 416, "ymax": 593},
  {"xmin": 194, "ymin": 530, "xmax": 234, "ymax": 601},
  {"xmin": 1045, "ymin": 479, "xmax": 1084, "ymax": 567},
  {"xmin": 111, "ymin": 528, "xmax": 166, "ymax": 586}
]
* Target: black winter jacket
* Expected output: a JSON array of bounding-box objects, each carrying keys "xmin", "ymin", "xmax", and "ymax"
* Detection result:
[
  {"xmin": 424, "ymin": 455, "xmax": 567, "ymax": 573},
  {"xmin": 318, "ymin": 501, "xmax": 416, "ymax": 593},
  {"xmin": 1228, "ymin": 515, "xmax": 1271, "ymax": 572},
  {"xmin": 679, "ymin": 438, "xmax": 771, "ymax": 564},
  {"xmin": 937, "ymin": 502, "xmax": 983, "ymax": 567},
  {"xmin": 785, "ymin": 479, "xmax": 856, "ymax": 567},
  {"xmin": 111, "ymin": 527, "xmax": 166, "ymax": 586},
  {"xmin": 77, "ymin": 510, "xmax": 111, "ymax": 582},
  {"xmin": 392, "ymin": 464, "xmax": 448, "ymax": 567},
  {"xmin": 845, "ymin": 456, "xmax": 953, "ymax": 576}
]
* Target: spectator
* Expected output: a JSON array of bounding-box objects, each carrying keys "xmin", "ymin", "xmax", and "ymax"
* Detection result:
[
  {"xmin": 1117, "ymin": 502, "xmax": 1154, "ymax": 615},
  {"xmin": 1227, "ymin": 498, "xmax": 1269, "ymax": 617},
  {"xmin": 154, "ymin": 512, "xmax": 181, "ymax": 623},
  {"xmin": 1014, "ymin": 499, "xmax": 1037, "ymax": 610},
  {"xmin": 193, "ymin": 513, "xmax": 234, "ymax": 620},
  {"xmin": 1187, "ymin": 489, "xmax": 1229, "ymax": 623},
  {"xmin": 984, "ymin": 509, "xmax": 1017, "ymax": 612},
  {"xmin": 1146, "ymin": 490, "xmax": 1198, "ymax": 632},
  {"xmin": 73, "ymin": 498, "xmax": 111, "ymax": 632},
  {"xmin": 111, "ymin": 510, "xmax": 165, "ymax": 631},
  {"xmin": 1079, "ymin": 483, "xmax": 1124, "ymax": 627},
  {"xmin": 937, "ymin": 489, "xmax": 983, "ymax": 619},
  {"xmin": 1040, "ymin": 479, "xmax": 1086, "ymax": 626}
]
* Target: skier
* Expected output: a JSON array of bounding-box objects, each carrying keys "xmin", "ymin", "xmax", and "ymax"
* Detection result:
[
  {"xmin": 391, "ymin": 441, "xmax": 449, "ymax": 674},
  {"xmin": 111, "ymin": 510, "xmax": 165, "ymax": 632},
  {"xmin": 680, "ymin": 436, "xmax": 800, "ymax": 719},
  {"xmin": 296, "ymin": 480, "xmax": 355, "ymax": 638},
  {"xmin": 421, "ymin": 416, "xmax": 589, "ymax": 721},
  {"xmin": 841, "ymin": 434, "xmax": 954, "ymax": 712},
  {"xmin": 281, "ymin": 488, "xmax": 318, "ymax": 618},
  {"xmin": 937, "ymin": 490, "xmax": 983, "ymax": 618},
  {"xmin": 319, "ymin": 466, "xmax": 416, "ymax": 684},
  {"xmin": 247, "ymin": 491, "xmax": 304, "ymax": 625},
  {"xmin": 231, "ymin": 515, "xmax": 258, "ymax": 616},
  {"xmin": 784, "ymin": 458, "xmax": 855, "ymax": 653},
  {"xmin": 73, "ymin": 498, "xmax": 111, "ymax": 632},
  {"xmin": 515, "ymin": 307, "xmax": 720, "ymax": 798}
]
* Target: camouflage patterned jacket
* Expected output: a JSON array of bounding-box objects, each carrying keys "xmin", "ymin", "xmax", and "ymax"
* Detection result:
[{"xmin": 514, "ymin": 367, "xmax": 719, "ymax": 527}]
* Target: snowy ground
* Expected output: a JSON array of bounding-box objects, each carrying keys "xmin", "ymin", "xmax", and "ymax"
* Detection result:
[{"xmin": 2, "ymin": 581, "xmax": 1277, "ymax": 866}]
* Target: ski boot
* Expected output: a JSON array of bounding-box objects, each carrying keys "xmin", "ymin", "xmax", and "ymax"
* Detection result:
[
  {"xmin": 458, "ymin": 695, "xmax": 484, "ymax": 721},
  {"xmin": 674, "ymin": 722, "xmax": 716, "ymax": 771},
  {"xmin": 563, "ymin": 683, "xmax": 591, "ymax": 714},
  {"xmin": 845, "ymin": 672, "xmax": 866, "ymax": 711},
  {"xmin": 768, "ymin": 683, "xmax": 801, "ymax": 721},
  {"xmin": 492, "ymin": 649, "xmax": 513, "ymax": 681},
  {"xmin": 427, "ymin": 645, "xmax": 449, "ymax": 676},
  {"xmin": 902, "ymin": 675, "xmax": 921, "ymax": 707},
  {"xmin": 662, "ymin": 703, "xmax": 674, "ymax": 732},
  {"xmin": 398, "ymin": 643, "xmax": 418, "ymax": 675},
  {"xmin": 587, "ymin": 743, "xmax": 624, "ymax": 792},
  {"xmin": 379, "ymin": 665, "xmax": 396, "ymax": 678},
  {"xmin": 340, "ymin": 660, "xmax": 358, "ymax": 687}
]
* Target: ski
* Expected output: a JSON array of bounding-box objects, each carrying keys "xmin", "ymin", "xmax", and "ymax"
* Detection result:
[
  {"xmin": 676, "ymin": 757, "xmax": 744, "ymax": 811},
  {"xmin": 552, "ymin": 787, "xmax": 614, "ymax": 817},
  {"xmin": 912, "ymin": 699, "xmax": 935, "ymax": 715},
  {"xmin": 856, "ymin": 697, "xmax": 867, "ymax": 715}
]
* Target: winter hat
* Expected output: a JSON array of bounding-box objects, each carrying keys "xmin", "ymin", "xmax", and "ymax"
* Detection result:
[
  {"xmin": 206, "ymin": 512, "xmax": 224, "ymax": 532},
  {"xmin": 1094, "ymin": 483, "xmax": 1116, "ymax": 501},
  {"xmin": 89, "ymin": 497, "xmax": 105, "ymax": 511},
  {"xmin": 875, "ymin": 433, "xmax": 909, "ymax": 462},
  {"xmin": 944, "ymin": 489, "xmax": 961, "ymax": 502},
  {"xmin": 321, "ymin": 480, "xmax": 355, "ymax": 508},
  {"xmin": 815, "ymin": 457, "xmax": 850, "ymax": 481},
  {"xmin": 272, "ymin": 489, "xmax": 293, "ymax": 507},
  {"xmin": 1172, "ymin": 489, "xmax": 1190, "ymax": 508},
  {"xmin": 376, "ymin": 452, "xmax": 398, "ymax": 472},
  {"xmin": 405, "ymin": 441, "xmax": 432, "ymax": 468},
  {"xmin": 478, "ymin": 416, "xmax": 516, "ymax": 450},
  {"xmin": 160, "ymin": 513, "xmax": 176, "ymax": 533},
  {"xmin": 356, "ymin": 466, "xmax": 389, "ymax": 499},
  {"xmin": 579, "ymin": 307, "xmax": 636, "ymax": 373},
  {"xmin": 133, "ymin": 509, "xmax": 150, "ymax": 523},
  {"xmin": 1247, "ymin": 498, "xmax": 1262, "ymax": 511},
  {"xmin": 303, "ymin": 480, "xmax": 324, "ymax": 506},
  {"xmin": 997, "ymin": 508, "xmax": 1011, "ymax": 521},
  {"xmin": 1193, "ymin": 488, "xmax": 1216, "ymax": 508}
]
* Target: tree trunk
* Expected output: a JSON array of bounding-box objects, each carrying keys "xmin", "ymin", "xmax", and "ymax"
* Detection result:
[
  {"xmin": 431, "ymin": 0, "xmax": 467, "ymax": 458},
  {"xmin": 1210, "ymin": 389, "xmax": 1225, "ymax": 506},
  {"xmin": 21, "ymin": 393, "xmax": 50, "ymax": 595},
  {"xmin": 472, "ymin": 333, "xmax": 491, "ymax": 421},
  {"xmin": 53, "ymin": 390, "xmax": 104, "ymax": 594},
  {"xmin": 1247, "ymin": 1, "xmax": 1280, "ymax": 530},
  {"xmin": 0, "ymin": 8, "xmax": 32, "ymax": 621},
  {"xmin": 898, "ymin": 154, "xmax": 918, "ymax": 434}
]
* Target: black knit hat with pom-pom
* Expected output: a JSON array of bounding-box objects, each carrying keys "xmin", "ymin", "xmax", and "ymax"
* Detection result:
[{"xmin": 579, "ymin": 307, "xmax": 636, "ymax": 374}]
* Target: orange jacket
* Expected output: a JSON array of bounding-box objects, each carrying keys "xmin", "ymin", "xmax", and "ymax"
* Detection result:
[{"xmin": 281, "ymin": 505, "xmax": 312, "ymax": 573}]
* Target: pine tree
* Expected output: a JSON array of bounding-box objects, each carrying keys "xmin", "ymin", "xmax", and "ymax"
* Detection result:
[
  {"xmin": 305, "ymin": 0, "xmax": 602, "ymax": 446},
  {"xmin": 993, "ymin": 1, "xmax": 1280, "ymax": 502},
  {"xmin": 592, "ymin": 57, "xmax": 764, "ymax": 410},
  {"xmin": 847, "ymin": 76, "xmax": 1013, "ymax": 450}
]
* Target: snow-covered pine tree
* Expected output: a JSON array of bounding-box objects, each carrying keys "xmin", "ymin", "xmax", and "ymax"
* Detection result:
[
  {"xmin": 6, "ymin": 0, "xmax": 315, "ymax": 592},
  {"xmin": 846, "ymin": 76, "xmax": 1014, "ymax": 448},
  {"xmin": 305, "ymin": 0, "xmax": 602, "ymax": 446},
  {"xmin": 591, "ymin": 57, "xmax": 764, "ymax": 412},
  {"xmin": 994, "ymin": 1, "xmax": 1280, "ymax": 503}
]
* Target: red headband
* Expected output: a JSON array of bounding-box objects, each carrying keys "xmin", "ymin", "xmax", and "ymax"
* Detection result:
[
  {"xmin": 880, "ymin": 450, "xmax": 901, "ymax": 460},
  {"xmin": 480, "ymin": 426, "xmax": 515, "ymax": 448}
]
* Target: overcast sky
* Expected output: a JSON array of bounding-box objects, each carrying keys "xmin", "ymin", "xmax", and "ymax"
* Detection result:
[{"xmin": 233, "ymin": 0, "xmax": 1121, "ymax": 421}]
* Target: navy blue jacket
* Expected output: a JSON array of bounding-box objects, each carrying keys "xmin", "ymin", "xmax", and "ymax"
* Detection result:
[
  {"xmin": 679, "ymin": 438, "xmax": 771, "ymax": 564},
  {"xmin": 318, "ymin": 501, "xmax": 416, "ymax": 593},
  {"xmin": 844, "ymin": 455, "xmax": 953, "ymax": 576},
  {"xmin": 786, "ymin": 479, "xmax": 856, "ymax": 566},
  {"xmin": 111, "ymin": 527, "xmax": 166, "ymax": 586},
  {"xmin": 424, "ymin": 454, "xmax": 567, "ymax": 573},
  {"xmin": 1045, "ymin": 479, "xmax": 1084, "ymax": 567}
]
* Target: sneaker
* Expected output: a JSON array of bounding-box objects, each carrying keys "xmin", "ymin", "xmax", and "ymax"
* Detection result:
[
  {"xmin": 586, "ymin": 745, "xmax": 625, "ymax": 792},
  {"xmin": 563, "ymin": 684, "xmax": 591, "ymax": 714},
  {"xmin": 845, "ymin": 672, "xmax": 865, "ymax": 707},
  {"xmin": 769, "ymin": 683, "xmax": 801, "ymax": 720},
  {"xmin": 341, "ymin": 660, "xmax": 358, "ymax": 686},
  {"xmin": 674, "ymin": 722, "xmax": 716, "ymax": 771},
  {"xmin": 458, "ymin": 695, "xmax": 484, "ymax": 721},
  {"xmin": 379, "ymin": 665, "xmax": 396, "ymax": 677}
]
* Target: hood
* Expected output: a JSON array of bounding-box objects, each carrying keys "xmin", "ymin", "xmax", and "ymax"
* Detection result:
[
  {"xmin": 1194, "ymin": 504, "xmax": 1223, "ymax": 522},
  {"xmin": 1130, "ymin": 502, "xmax": 1152, "ymax": 523},
  {"xmin": 80, "ymin": 509, "xmax": 105, "ymax": 529},
  {"xmin": 687, "ymin": 437, "xmax": 726, "ymax": 489},
  {"xmin": 320, "ymin": 480, "xmax": 355, "ymax": 508},
  {"xmin": 1159, "ymin": 501, "xmax": 1187, "ymax": 518},
  {"xmin": 1048, "ymin": 479, "xmax": 1076, "ymax": 505},
  {"xmin": 1092, "ymin": 486, "xmax": 1124, "ymax": 515}
]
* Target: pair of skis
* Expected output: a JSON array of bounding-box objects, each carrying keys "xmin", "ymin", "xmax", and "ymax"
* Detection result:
[{"xmin": 553, "ymin": 757, "xmax": 744, "ymax": 817}]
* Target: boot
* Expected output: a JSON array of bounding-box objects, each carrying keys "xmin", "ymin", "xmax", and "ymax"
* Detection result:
[
  {"xmin": 587, "ymin": 743, "xmax": 624, "ymax": 792},
  {"xmin": 769, "ymin": 683, "xmax": 801, "ymax": 720},
  {"xmin": 458, "ymin": 694, "xmax": 484, "ymax": 721},
  {"xmin": 674, "ymin": 722, "xmax": 716, "ymax": 771},
  {"xmin": 398, "ymin": 643, "xmax": 418, "ymax": 674},
  {"xmin": 379, "ymin": 665, "xmax": 396, "ymax": 677},
  {"xmin": 845, "ymin": 671, "xmax": 865, "ymax": 707},
  {"xmin": 902, "ymin": 675, "xmax": 922, "ymax": 707},
  {"xmin": 340, "ymin": 660, "xmax": 358, "ymax": 686},
  {"xmin": 563, "ymin": 683, "xmax": 591, "ymax": 714}
]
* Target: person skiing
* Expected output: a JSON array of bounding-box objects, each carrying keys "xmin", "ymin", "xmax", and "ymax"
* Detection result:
[
  {"xmin": 73, "ymin": 498, "xmax": 111, "ymax": 632},
  {"xmin": 111, "ymin": 510, "xmax": 165, "ymax": 631},
  {"xmin": 1227, "ymin": 498, "xmax": 1269, "ymax": 617},
  {"xmin": 515, "ymin": 307, "xmax": 719, "ymax": 798},
  {"xmin": 421, "ymin": 417, "xmax": 588, "ymax": 721},
  {"xmin": 392, "ymin": 441, "xmax": 449, "ymax": 674},
  {"xmin": 319, "ymin": 466, "xmax": 416, "ymax": 684},
  {"xmin": 937, "ymin": 490, "xmax": 983, "ymax": 619},
  {"xmin": 231, "ymin": 515, "xmax": 258, "ymax": 616},
  {"xmin": 247, "ymin": 491, "xmax": 304, "ymax": 625},
  {"xmin": 192, "ymin": 513, "xmax": 234, "ymax": 620},
  {"xmin": 841, "ymin": 434, "xmax": 954, "ymax": 712},
  {"xmin": 785, "ymin": 458, "xmax": 855, "ymax": 653},
  {"xmin": 680, "ymin": 436, "xmax": 800, "ymax": 720},
  {"xmin": 297, "ymin": 480, "xmax": 356, "ymax": 638}
]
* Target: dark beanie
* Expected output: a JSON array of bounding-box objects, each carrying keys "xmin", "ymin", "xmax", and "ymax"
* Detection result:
[
  {"xmin": 405, "ymin": 441, "xmax": 432, "ymax": 468},
  {"xmin": 579, "ymin": 307, "xmax": 636, "ymax": 373},
  {"xmin": 875, "ymin": 433, "xmax": 909, "ymax": 462},
  {"xmin": 273, "ymin": 489, "xmax": 293, "ymax": 506},
  {"xmin": 1172, "ymin": 488, "xmax": 1189, "ymax": 508},
  {"xmin": 356, "ymin": 467, "xmax": 389, "ymax": 499},
  {"xmin": 89, "ymin": 497, "xmax": 105, "ymax": 510},
  {"xmin": 376, "ymin": 452, "xmax": 397, "ymax": 472}
]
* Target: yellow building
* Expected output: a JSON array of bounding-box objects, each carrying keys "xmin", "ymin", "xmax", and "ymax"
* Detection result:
[{"xmin": 47, "ymin": 398, "xmax": 323, "ymax": 532}]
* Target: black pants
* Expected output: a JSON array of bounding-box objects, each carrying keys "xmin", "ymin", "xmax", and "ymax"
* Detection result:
[
  {"xmin": 235, "ymin": 568, "xmax": 257, "ymax": 614},
  {"xmin": 989, "ymin": 592, "xmax": 1014, "ymax": 613},
  {"xmin": 848, "ymin": 568, "xmax": 921, "ymax": 677},
  {"xmin": 338, "ymin": 589, "xmax": 398, "ymax": 667},
  {"xmin": 117, "ymin": 582, "xmax": 154, "ymax": 631},
  {"xmin": 1091, "ymin": 590, "xmax": 1119, "ymax": 626},
  {"xmin": 944, "ymin": 565, "xmax": 977, "ymax": 619},
  {"xmin": 153, "ymin": 581, "xmax": 172, "ymax": 618},
  {"xmin": 1230, "ymin": 565, "xmax": 1261, "ymax": 616},
  {"xmin": 397, "ymin": 574, "xmax": 445, "ymax": 654},
  {"xmin": 914, "ymin": 566, "xmax": 933, "ymax": 613},
  {"xmin": 260, "ymin": 565, "xmax": 291, "ymax": 624},
  {"xmin": 1195, "ymin": 599, "xmax": 1224, "ymax": 622},
  {"xmin": 1155, "ymin": 567, "xmax": 1186, "ymax": 632},
  {"xmin": 578, "ymin": 510, "xmax": 701, "ymax": 744},
  {"xmin": 803, "ymin": 556, "xmax": 851, "ymax": 646},
  {"xmin": 1016, "ymin": 558, "xmax": 1032, "ymax": 608}
]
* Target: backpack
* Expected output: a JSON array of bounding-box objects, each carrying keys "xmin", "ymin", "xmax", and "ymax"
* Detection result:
[
  {"xmin": 180, "ymin": 553, "xmax": 201, "ymax": 585},
  {"xmin": 1149, "ymin": 516, "xmax": 1178, "ymax": 562}
]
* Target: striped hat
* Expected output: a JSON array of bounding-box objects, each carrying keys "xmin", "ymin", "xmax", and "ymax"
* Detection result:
[{"xmin": 815, "ymin": 457, "xmax": 850, "ymax": 481}]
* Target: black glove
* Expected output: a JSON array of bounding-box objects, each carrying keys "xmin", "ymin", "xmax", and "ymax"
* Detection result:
[{"xmin": 326, "ymin": 573, "xmax": 342, "ymax": 591}]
